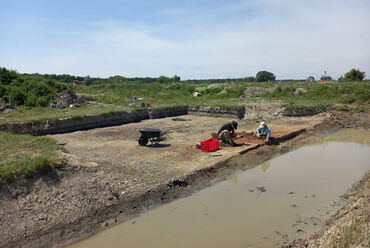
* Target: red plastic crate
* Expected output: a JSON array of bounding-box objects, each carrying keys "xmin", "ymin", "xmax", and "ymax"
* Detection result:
[{"xmin": 200, "ymin": 138, "xmax": 219, "ymax": 152}]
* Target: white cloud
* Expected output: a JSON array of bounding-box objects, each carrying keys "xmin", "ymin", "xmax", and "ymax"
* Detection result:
[{"xmin": 1, "ymin": 0, "xmax": 369, "ymax": 79}]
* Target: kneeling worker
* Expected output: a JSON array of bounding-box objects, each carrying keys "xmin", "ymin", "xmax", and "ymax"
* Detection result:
[
  {"xmin": 218, "ymin": 121, "xmax": 238, "ymax": 146},
  {"xmin": 256, "ymin": 121, "xmax": 270, "ymax": 141}
]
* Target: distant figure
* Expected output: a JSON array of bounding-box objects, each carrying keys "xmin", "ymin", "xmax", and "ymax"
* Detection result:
[
  {"xmin": 218, "ymin": 121, "xmax": 238, "ymax": 146},
  {"xmin": 256, "ymin": 121, "xmax": 270, "ymax": 141}
]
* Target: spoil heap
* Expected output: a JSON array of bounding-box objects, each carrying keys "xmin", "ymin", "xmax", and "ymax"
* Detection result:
[{"xmin": 56, "ymin": 88, "xmax": 85, "ymax": 108}]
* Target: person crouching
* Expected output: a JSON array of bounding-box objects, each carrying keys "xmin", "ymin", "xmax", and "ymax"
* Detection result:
[
  {"xmin": 218, "ymin": 121, "xmax": 238, "ymax": 146},
  {"xmin": 256, "ymin": 121, "xmax": 270, "ymax": 141}
]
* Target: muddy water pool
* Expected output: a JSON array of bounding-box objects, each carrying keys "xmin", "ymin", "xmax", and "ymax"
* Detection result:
[{"xmin": 69, "ymin": 129, "xmax": 370, "ymax": 248}]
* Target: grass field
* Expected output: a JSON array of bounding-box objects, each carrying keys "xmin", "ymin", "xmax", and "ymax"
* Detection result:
[{"xmin": 0, "ymin": 132, "xmax": 62, "ymax": 185}]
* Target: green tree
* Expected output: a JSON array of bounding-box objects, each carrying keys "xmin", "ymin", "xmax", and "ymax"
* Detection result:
[
  {"xmin": 83, "ymin": 76, "xmax": 94, "ymax": 86},
  {"xmin": 171, "ymin": 75, "xmax": 180, "ymax": 82},
  {"xmin": 6, "ymin": 87, "xmax": 26, "ymax": 105},
  {"xmin": 109, "ymin": 75, "xmax": 126, "ymax": 84},
  {"xmin": 0, "ymin": 67, "xmax": 18, "ymax": 85},
  {"xmin": 343, "ymin": 69, "xmax": 366, "ymax": 81},
  {"xmin": 244, "ymin": 76, "xmax": 255, "ymax": 82},
  {"xmin": 156, "ymin": 75, "xmax": 172, "ymax": 84},
  {"xmin": 256, "ymin": 71, "xmax": 276, "ymax": 82}
]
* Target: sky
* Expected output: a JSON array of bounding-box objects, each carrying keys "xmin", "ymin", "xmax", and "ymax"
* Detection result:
[{"xmin": 0, "ymin": 0, "xmax": 369, "ymax": 80}]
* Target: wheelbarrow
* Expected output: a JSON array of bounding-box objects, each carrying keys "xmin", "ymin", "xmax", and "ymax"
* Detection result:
[{"xmin": 138, "ymin": 128, "xmax": 166, "ymax": 146}]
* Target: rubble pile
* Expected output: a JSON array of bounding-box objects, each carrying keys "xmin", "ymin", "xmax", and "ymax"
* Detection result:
[
  {"xmin": 0, "ymin": 102, "xmax": 15, "ymax": 113},
  {"xmin": 55, "ymin": 88, "xmax": 86, "ymax": 108}
]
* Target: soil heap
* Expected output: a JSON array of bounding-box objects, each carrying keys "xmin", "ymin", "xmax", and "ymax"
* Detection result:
[{"xmin": 56, "ymin": 88, "xmax": 86, "ymax": 108}]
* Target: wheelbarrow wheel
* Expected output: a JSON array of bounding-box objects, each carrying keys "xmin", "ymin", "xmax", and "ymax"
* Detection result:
[{"xmin": 138, "ymin": 135, "xmax": 148, "ymax": 146}]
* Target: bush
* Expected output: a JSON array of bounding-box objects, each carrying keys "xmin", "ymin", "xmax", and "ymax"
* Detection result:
[
  {"xmin": 0, "ymin": 67, "xmax": 18, "ymax": 85},
  {"xmin": 25, "ymin": 94, "xmax": 38, "ymax": 106},
  {"xmin": 283, "ymin": 104, "xmax": 328, "ymax": 116},
  {"xmin": 344, "ymin": 69, "xmax": 366, "ymax": 81},
  {"xmin": 6, "ymin": 87, "xmax": 26, "ymax": 105},
  {"xmin": 245, "ymin": 76, "xmax": 256, "ymax": 82},
  {"xmin": 156, "ymin": 75, "xmax": 172, "ymax": 84},
  {"xmin": 0, "ymin": 68, "xmax": 69, "ymax": 107},
  {"xmin": 0, "ymin": 85, "xmax": 5, "ymax": 97}
]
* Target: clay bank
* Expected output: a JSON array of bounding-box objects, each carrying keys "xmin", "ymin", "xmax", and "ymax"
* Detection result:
[{"xmin": 0, "ymin": 111, "xmax": 369, "ymax": 248}]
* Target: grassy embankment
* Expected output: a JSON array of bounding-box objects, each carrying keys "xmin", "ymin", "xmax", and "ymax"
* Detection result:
[
  {"xmin": 1, "ymin": 81, "xmax": 369, "ymax": 124},
  {"xmin": 0, "ymin": 132, "xmax": 62, "ymax": 185},
  {"xmin": 257, "ymin": 81, "xmax": 370, "ymax": 114},
  {"xmin": 0, "ymin": 81, "xmax": 258, "ymax": 124}
]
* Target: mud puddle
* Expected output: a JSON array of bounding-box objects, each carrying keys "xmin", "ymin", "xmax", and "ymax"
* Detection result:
[{"xmin": 68, "ymin": 129, "xmax": 370, "ymax": 248}]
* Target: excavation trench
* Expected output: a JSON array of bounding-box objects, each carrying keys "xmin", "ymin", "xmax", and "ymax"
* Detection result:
[
  {"xmin": 1, "ymin": 113, "xmax": 369, "ymax": 248},
  {"xmin": 67, "ymin": 129, "xmax": 370, "ymax": 248}
]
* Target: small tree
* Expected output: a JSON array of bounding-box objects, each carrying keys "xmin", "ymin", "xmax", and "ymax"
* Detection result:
[
  {"xmin": 343, "ymin": 69, "xmax": 366, "ymax": 81},
  {"xmin": 256, "ymin": 71, "xmax": 276, "ymax": 82},
  {"xmin": 171, "ymin": 75, "xmax": 180, "ymax": 82},
  {"xmin": 83, "ymin": 76, "xmax": 93, "ymax": 86},
  {"xmin": 156, "ymin": 75, "xmax": 172, "ymax": 84},
  {"xmin": 244, "ymin": 76, "xmax": 255, "ymax": 82}
]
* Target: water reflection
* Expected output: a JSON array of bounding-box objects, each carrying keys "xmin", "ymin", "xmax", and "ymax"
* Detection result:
[
  {"xmin": 229, "ymin": 174, "xmax": 238, "ymax": 183},
  {"xmin": 314, "ymin": 128, "xmax": 370, "ymax": 146},
  {"xmin": 260, "ymin": 161, "xmax": 271, "ymax": 173}
]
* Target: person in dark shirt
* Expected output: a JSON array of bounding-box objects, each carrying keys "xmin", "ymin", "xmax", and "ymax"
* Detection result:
[{"xmin": 218, "ymin": 121, "xmax": 238, "ymax": 146}]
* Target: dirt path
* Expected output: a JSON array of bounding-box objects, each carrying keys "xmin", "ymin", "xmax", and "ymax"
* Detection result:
[{"xmin": 0, "ymin": 112, "xmax": 367, "ymax": 248}]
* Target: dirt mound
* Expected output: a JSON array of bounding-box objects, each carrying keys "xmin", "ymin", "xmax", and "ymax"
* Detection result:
[
  {"xmin": 244, "ymin": 102, "xmax": 284, "ymax": 120},
  {"xmin": 0, "ymin": 102, "xmax": 15, "ymax": 113},
  {"xmin": 56, "ymin": 88, "xmax": 86, "ymax": 108},
  {"xmin": 243, "ymin": 87, "xmax": 267, "ymax": 98},
  {"xmin": 315, "ymin": 111, "xmax": 370, "ymax": 130}
]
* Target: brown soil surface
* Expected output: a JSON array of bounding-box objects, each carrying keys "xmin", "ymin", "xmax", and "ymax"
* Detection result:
[
  {"xmin": 0, "ymin": 111, "xmax": 368, "ymax": 248},
  {"xmin": 233, "ymin": 128, "xmax": 298, "ymax": 146}
]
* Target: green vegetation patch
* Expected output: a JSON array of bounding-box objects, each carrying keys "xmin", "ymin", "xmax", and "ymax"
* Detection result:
[
  {"xmin": 1, "ymin": 66, "xmax": 369, "ymax": 125},
  {"xmin": 0, "ymin": 67, "xmax": 68, "ymax": 107},
  {"xmin": 283, "ymin": 103, "xmax": 328, "ymax": 116},
  {"xmin": 75, "ymin": 81, "xmax": 249, "ymax": 107},
  {"xmin": 0, "ymin": 132, "xmax": 62, "ymax": 185},
  {"xmin": 0, "ymin": 105, "xmax": 127, "ymax": 124},
  {"xmin": 258, "ymin": 82, "xmax": 370, "ymax": 110}
]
